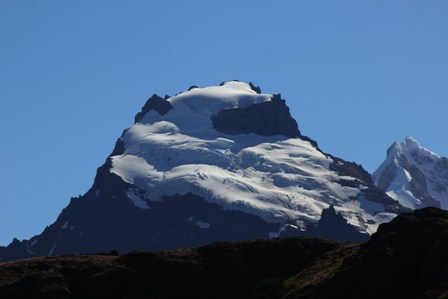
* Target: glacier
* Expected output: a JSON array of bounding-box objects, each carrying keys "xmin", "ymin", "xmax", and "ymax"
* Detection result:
[{"xmin": 110, "ymin": 81, "xmax": 396, "ymax": 234}]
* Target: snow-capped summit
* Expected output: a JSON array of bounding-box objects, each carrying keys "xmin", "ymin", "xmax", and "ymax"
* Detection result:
[
  {"xmin": 373, "ymin": 137, "xmax": 448, "ymax": 209},
  {"xmin": 111, "ymin": 81, "xmax": 397, "ymax": 230},
  {"xmin": 0, "ymin": 81, "xmax": 404, "ymax": 262},
  {"xmin": 386, "ymin": 136, "xmax": 439, "ymax": 160}
]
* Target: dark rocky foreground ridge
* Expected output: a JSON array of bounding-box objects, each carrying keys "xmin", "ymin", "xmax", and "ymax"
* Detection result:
[{"xmin": 1, "ymin": 208, "xmax": 447, "ymax": 299}]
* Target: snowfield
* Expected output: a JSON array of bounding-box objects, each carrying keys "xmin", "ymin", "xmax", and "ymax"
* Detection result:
[{"xmin": 110, "ymin": 82, "xmax": 394, "ymax": 234}]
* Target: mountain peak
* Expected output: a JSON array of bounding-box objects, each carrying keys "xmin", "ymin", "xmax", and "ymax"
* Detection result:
[
  {"xmin": 403, "ymin": 135, "xmax": 420, "ymax": 148},
  {"xmin": 387, "ymin": 136, "xmax": 439, "ymax": 161},
  {"xmin": 374, "ymin": 137, "xmax": 448, "ymax": 210},
  {"xmin": 388, "ymin": 136, "xmax": 419, "ymax": 154},
  {"xmin": 0, "ymin": 81, "xmax": 403, "ymax": 262}
]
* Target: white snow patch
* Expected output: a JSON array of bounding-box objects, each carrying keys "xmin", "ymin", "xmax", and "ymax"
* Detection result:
[
  {"xmin": 127, "ymin": 190, "xmax": 150, "ymax": 209},
  {"xmin": 359, "ymin": 196, "xmax": 384, "ymax": 215},
  {"xmin": 60, "ymin": 221, "xmax": 69, "ymax": 229},
  {"xmin": 48, "ymin": 242, "xmax": 56, "ymax": 256},
  {"xmin": 337, "ymin": 196, "xmax": 390, "ymax": 235},
  {"xmin": 111, "ymin": 155, "xmax": 156, "ymax": 185},
  {"xmin": 26, "ymin": 239, "xmax": 38, "ymax": 255},
  {"xmin": 195, "ymin": 221, "xmax": 210, "ymax": 229},
  {"xmin": 268, "ymin": 232, "xmax": 278, "ymax": 238},
  {"xmin": 188, "ymin": 216, "xmax": 211, "ymax": 229},
  {"xmin": 383, "ymin": 167, "xmax": 421, "ymax": 209},
  {"xmin": 387, "ymin": 190, "xmax": 422, "ymax": 210},
  {"xmin": 268, "ymin": 223, "xmax": 299, "ymax": 238}
]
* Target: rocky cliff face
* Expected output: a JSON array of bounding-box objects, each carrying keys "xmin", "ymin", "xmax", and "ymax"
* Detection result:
[
  {"xmin": 0, "ymin": 81, "xmax": 403, "ymax": 262},
  {"xmin": 134, "ymin": 94, "xmax": 172, "ymax": 122},
  {"xmin": 212, "ymin": 94, "xmax": 300, "ymax": 138},
  {"xmin": 373, "ymin": 136, "xmax": 448, "ymax": 209}
]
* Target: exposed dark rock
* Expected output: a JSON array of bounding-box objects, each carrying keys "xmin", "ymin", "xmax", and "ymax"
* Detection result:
[
  {"xmin": 248, "ymin": 82, "xmax": 262, "ymax": 93},
  {"xmin": 363, "ymin": 187, "xmax": 408, "ymax": 213},
  {"xmin": 134, "ymin": 94, "xmax": 173, "ymax": 122},
  {"xmin": 0, "ymin": 238, "xmax": 29, "ymax": 262},
  {"xmin": 109, "ymin": 130, "xmax": 126, "ymax": 156},
  {"xmin": 408, "ymin": 164, "xmax": 440, "ymax": 208},
  {"xmin": 374, "ymin": 160, "xmax": 397, "ymax": 191},
  {"xmin": 328, "ymin": 155, "xmax": 407, "ymax": 213},
  {"xmin": 329, "ymin": 156, "xmax": 372, "ymax": 184},
  {"xmin": 434, "ymin": 157, "xmax": 448, "ymax": 174},
  {"xmin": 277, "ymin": 206, "xmax": 369, "ymax": 243},
  {"xmin": 211, "ymin": 94, "xmax": 300, "ymax": 138},
  {"xmin": 309, "ymin": 205, "xmax": 369, "ymax": 243}
]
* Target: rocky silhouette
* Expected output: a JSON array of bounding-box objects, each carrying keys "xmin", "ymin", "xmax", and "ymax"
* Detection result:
[{"xmin": 0, "ymin": 208, "xmax": 446, "ymax": 299}]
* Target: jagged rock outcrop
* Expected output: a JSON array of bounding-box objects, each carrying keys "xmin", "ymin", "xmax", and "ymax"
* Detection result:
[
  {"xmin": 212, "ymin": 94, "xmax": 300, "ymax": 138},
  {"xmin": 134, "ymin": 94, "xmax": 172, "ymax": 122},
  {"xmin": 312, "ymin": 205, "xmax": 369, "ymax": 242}
]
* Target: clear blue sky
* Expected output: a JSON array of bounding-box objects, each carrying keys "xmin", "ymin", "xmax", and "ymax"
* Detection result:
[{"xmin": 1, "ymin": 1, "xmax": 447, "ymax": 246}]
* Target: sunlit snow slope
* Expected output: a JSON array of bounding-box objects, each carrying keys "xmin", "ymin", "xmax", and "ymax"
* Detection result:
[
  {"xmin": 110, "ymin": 81, "xmax": 396, "ymax": 234},
  {"xmin": 374, "ymin": 137, "xmax": 448, "ymax": 210}
]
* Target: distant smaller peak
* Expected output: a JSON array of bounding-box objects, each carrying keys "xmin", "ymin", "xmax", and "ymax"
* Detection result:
[
  {"xmin": 386, "ymin": 136, "xmax": 440, "ymax": 160},
  {"xmin": 387, "ymin": 136, "xmax": 419, "ymax": 156}
]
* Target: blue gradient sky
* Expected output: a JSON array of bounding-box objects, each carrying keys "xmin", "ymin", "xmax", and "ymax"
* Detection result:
[{"xmin": 1, "ymin": 1, "xmax": 447, "ymax": 246}]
